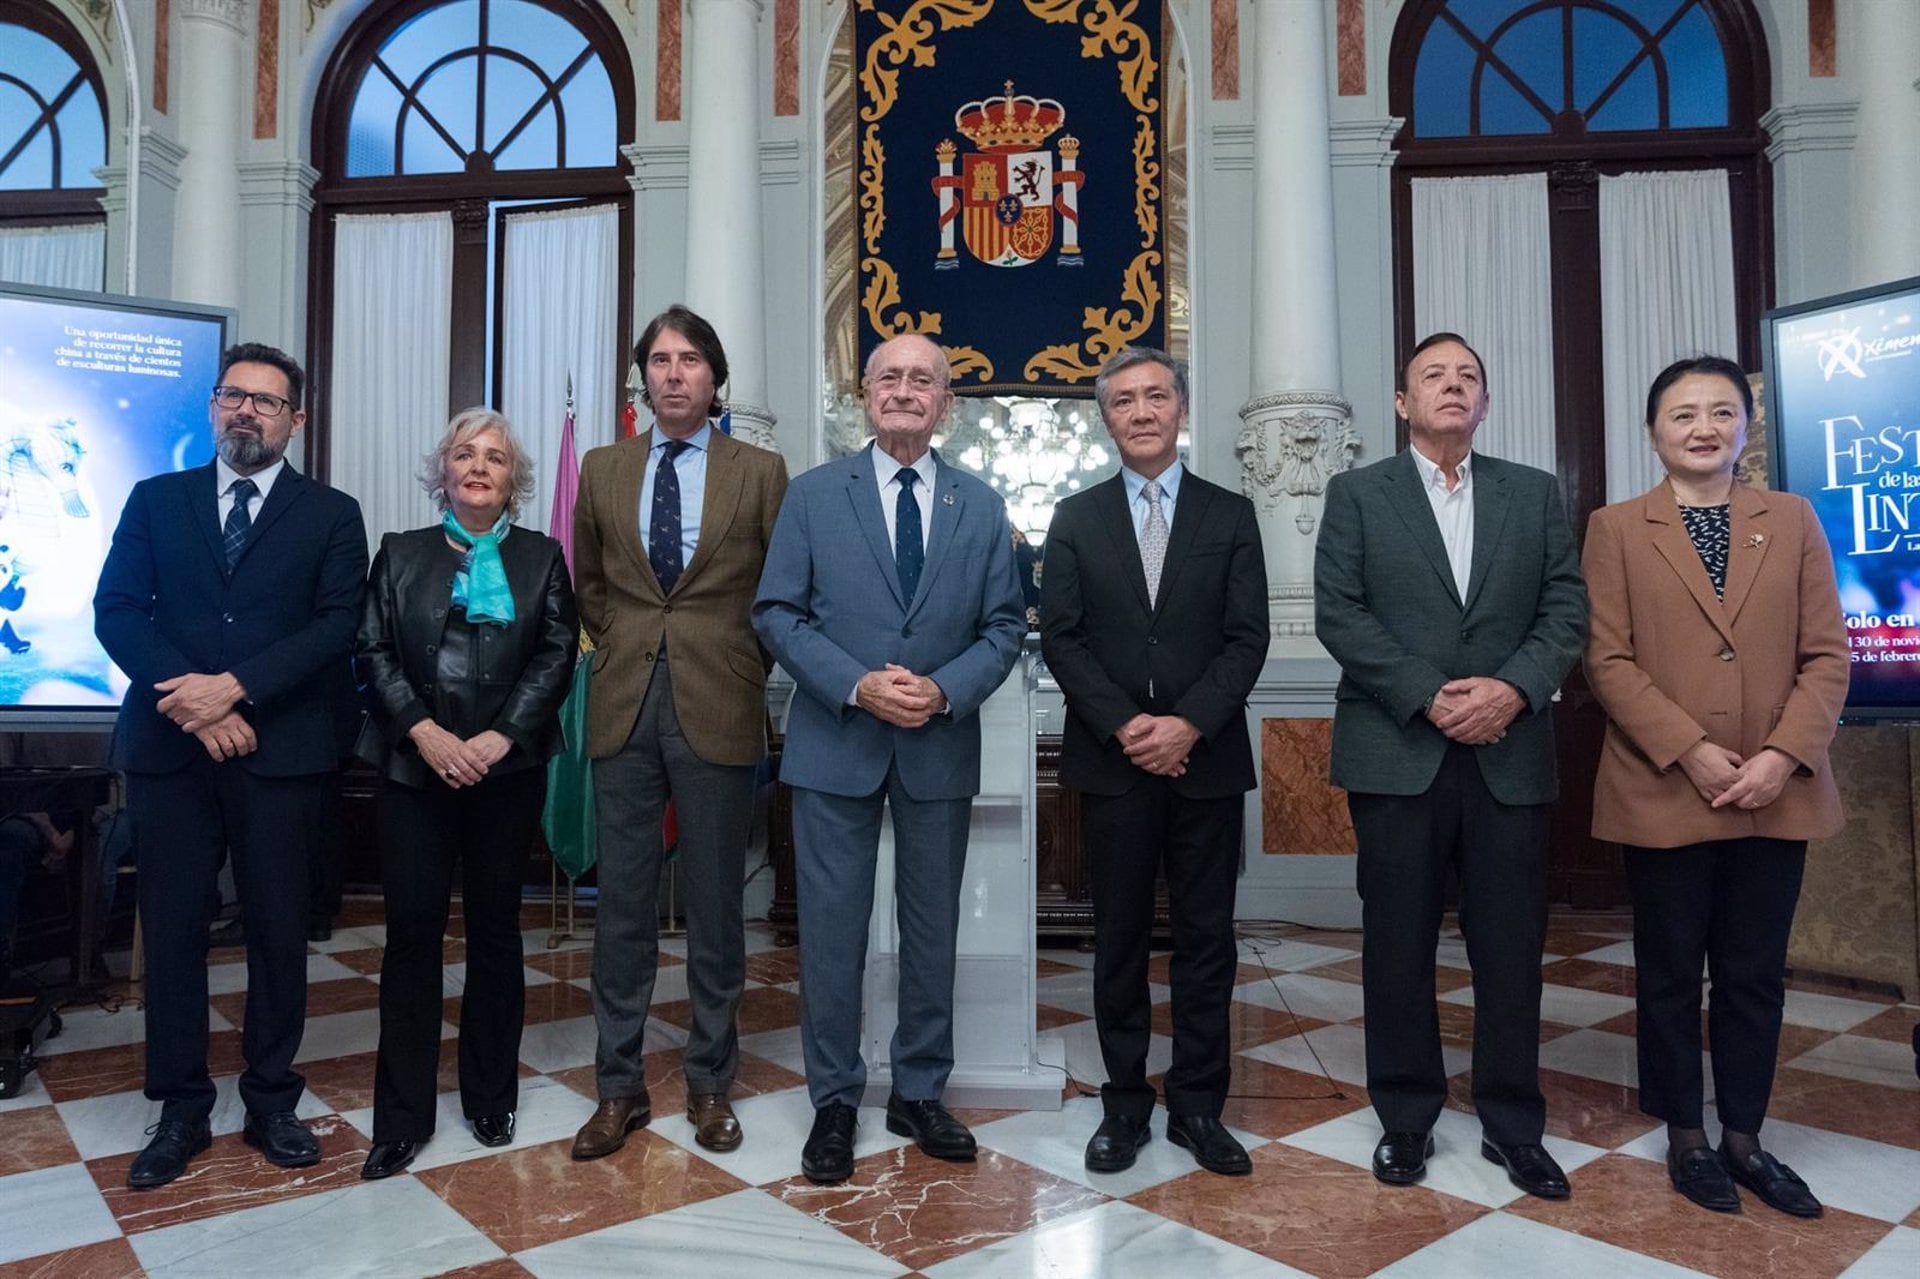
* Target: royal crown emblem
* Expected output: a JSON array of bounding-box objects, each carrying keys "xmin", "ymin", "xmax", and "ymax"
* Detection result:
[{"xmin": 931, "ymin": 81, "xmax": 1087, "ymax": 270}]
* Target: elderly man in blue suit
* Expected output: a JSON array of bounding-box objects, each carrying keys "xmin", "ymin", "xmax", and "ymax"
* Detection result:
[
  {"xmin": 95, "ymin": 342, "xmax": 367, "ymax": 1189},
  {"xmin": 754, "ymin": 332, "xmax": 1025, "ymax": 1184}
]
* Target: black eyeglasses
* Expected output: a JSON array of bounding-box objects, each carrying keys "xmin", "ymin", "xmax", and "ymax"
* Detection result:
[{"xmin": 211, "ymin": 386, "xmax": 292, "ymax": 418}]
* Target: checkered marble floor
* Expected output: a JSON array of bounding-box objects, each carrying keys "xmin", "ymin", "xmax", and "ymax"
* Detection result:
[{"xmin": 3, "ymin": 903, "xmax": 1916, "ymax": 1278}]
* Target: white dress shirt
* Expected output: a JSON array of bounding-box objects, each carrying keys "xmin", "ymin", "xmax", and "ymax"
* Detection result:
[
  {"xmin": 1409, "ymin": 444, "xmax": 1473, "ymax": 601},
  {"xmin": 870, "ymin": 444, "xmax": 938, "ymax": 553},
  {"xmin": 637, "ymin": 421, "xmax": 712, "ymax": 566},
  {"xmin": 216, "ymin": 456, "xmax": 286, "ymax": 525}
]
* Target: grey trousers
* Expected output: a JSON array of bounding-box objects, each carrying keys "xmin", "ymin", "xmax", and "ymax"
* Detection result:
[{"xmin": 589, "ymin": 655, "xmax": 757, "ymax": 1097}]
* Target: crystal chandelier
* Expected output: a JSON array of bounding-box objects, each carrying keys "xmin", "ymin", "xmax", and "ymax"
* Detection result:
[{"xmin": 950, "ymin": 398, "xmax": 1109, "ymax": 543}]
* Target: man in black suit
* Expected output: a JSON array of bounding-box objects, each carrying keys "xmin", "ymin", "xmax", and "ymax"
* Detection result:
[
  {"xmin": 1040, "ymin": 346, "xmax": 1269, "ymax": 1176},
  {"xmin": 95, "ymin": 343, "xmax": 368, "ymax": 1188}
]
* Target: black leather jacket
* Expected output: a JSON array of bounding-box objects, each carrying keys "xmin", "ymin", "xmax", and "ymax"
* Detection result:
[{"xmin": 354, "ymin": 524, "xmax": 578, "ymax": 787}]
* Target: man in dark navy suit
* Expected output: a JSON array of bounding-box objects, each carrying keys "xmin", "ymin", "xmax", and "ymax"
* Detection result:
[{"xmin": 95, "ymin": 343, "xmax": 367, "ymax": 1188}]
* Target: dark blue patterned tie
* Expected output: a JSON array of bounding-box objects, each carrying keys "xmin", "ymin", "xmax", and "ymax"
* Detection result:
[
  {"xmin": 649, "ymin": 440, "xmax": 690, "ymax": 594},
  {"xmin": 895, "ymin": 468, "xmax": 924, "ymax": 604},
  {"xmin": 223, "ymin": 477, "xmax": 257, "ymax": 570}
]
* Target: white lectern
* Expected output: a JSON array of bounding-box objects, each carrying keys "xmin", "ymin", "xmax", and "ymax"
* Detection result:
[{"xmin": 858, "ymin": 649, "xmax": 1065, "ymax": 1108}]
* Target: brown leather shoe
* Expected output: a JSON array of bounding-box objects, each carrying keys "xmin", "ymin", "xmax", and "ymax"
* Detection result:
[
  {"xmin": 687, "ymin": 1092, "xmax": 743, "ymax": 1152},
  {"xmin": 571, "ymin": 1093, "xmax": 650, "ymax": 1160}
]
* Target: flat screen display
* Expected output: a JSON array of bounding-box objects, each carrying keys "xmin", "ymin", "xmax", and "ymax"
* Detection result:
[
  {"xmin": 1765, "ymin": 274, "xmax": 1920, "ymax": 720},
  {"xmin": 0, "ymin": 283, "xmax": 232, "ymax": 723}
]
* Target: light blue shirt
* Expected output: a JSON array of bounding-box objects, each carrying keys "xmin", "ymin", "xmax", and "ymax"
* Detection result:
[
  {"xmin": 637, "ymin": 421, "xmax": 712, "ymax": 569},
  {"xmin": 1120, "ymin": 459, "xmax": 1183, "ymax": 545}
]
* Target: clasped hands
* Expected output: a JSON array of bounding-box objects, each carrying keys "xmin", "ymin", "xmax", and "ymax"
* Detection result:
[
  {"xmin": 1425, "ymin": 676, "xmax": 1523, "ymax": 746},
  {"xmin": 1678, "ymin": 740, "xmax": 1794, "ymax": 811},
  {"xmin": 856, "ymin": 664, "xmax": 946, "ymax": 728},
  {"xmin": 1118, "ymin": 713, "xmax": 1200, "ymax": 777},
  {"xmin": 410, "ymin": 721, "xmax": 513, "ymax": 789},
  {"xmin": 155, "ymin": 671, "xmax": 254, "ymax": 761}
]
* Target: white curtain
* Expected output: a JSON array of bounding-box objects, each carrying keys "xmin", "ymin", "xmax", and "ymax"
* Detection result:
[
  {"xmin": 0, "ymin": 223, "xmax": 105, "ymax": 290},
  {"xmin": 499, "ymin": 203, "xmax": 619, "ymax": 537},
  {"xmin": 1599, "ymin": 170, "xmax": 1738, "ymax": 502},
  {"xmin": 1411, "ymin": 174, "xmax": 1558, "ymax": 474},
  {"xmin": 329, "ymin": 211, "xmax": 453, "ymax": 545}
]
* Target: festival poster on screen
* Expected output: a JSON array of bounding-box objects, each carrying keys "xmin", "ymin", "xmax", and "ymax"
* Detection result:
[
  {"xmin": 1772, "ymin": 286, "xmax": 1920, "ymax": 712},
  {"xmin": 0, "ymin": 291, "xmax": 221, "ymax": 709}
]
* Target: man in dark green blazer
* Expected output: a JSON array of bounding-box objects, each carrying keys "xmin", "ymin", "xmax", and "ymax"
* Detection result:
[{"xmin": 1314, "ymin": 333, "xmax": 1587, "ymax": 1200}]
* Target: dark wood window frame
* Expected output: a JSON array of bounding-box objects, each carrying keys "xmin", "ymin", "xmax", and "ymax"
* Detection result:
[
  {"xmin": 306, "ymin": 0, "xmax": 634, "ymax": 484},
  {"xmin": 0, "ymin": 0, "xmax": 108, "ymax": 224}
]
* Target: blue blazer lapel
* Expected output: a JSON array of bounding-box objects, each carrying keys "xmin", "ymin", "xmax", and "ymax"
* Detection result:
[
  {"xmin": 1385, "ymin": 451, "xmax": 1463, "ymax": 610},
  {"xmin": 911, "ymin": 453, "xmax": 967, "ymax": 620},
  {"xmin": 190, "ymin": 464, "xmax": 225, "ymax": 571},
  {"xmin": 232, "ymin": 467, "xmax": 305, "ymax": 572},
  {"xmin": 1463, "ymin": 459, "xmax": 1510, "ymax": 616},
  {"xmin": 848, "ymin": 444, "xmax": 908, "ymax": 612}
]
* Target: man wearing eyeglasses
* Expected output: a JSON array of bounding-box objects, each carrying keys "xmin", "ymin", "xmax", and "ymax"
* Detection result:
[{"xmin": 95, "ymin": 342, "xmax": 368, "ymax": 1189}]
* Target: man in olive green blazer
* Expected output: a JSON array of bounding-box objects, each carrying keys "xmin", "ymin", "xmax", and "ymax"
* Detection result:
[
  {"xmin": 570, "ymin": 306, "xmax": 787, "ymax": 1159},
  {"xmin": 1313, "ymin": 333, "xmax": 1587, "ymax": 1199}
]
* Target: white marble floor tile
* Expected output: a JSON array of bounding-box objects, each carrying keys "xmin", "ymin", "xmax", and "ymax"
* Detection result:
[
  {"xmin": 1036, "ymin": 945, "xmax": 1098, "ymax": 969},
  {"xmin": 517, "ymin": 1186, "xmax": 906, "ymax": 1278},
  {"xmin": 129, "ymin": 1176, "xmax": 504, "ymax": 1278},
  {"xmin": 645, "ymin": 961, "xmax": 692, "ymax": 1006},
  {"xmin": 57, "ymin": 1074, "xmax": 333, "ymax": 1161},
  {"xmin": 925, "ymin": 1199, "xmax": 1312, "ymax": 1279},
  {"xmin": 737, "ymin": 1023, "xmax": 808, "ymax": 1078},
  {"xmin": 1241, "ymin": 1022, "xmax": 1467, "ymax": 1088},
  {"xmin": 292, "ymin": 1007, "xmax": 407, "ymax": 1065},
  {"xmin": 647, "ymin": 1088, "xmax": 908, "ymax": 1187},
  {"xmin": 1277, "ymin": 1104, "xmax": 1606, "ymax": 1210},
  {"xmin": 1048, "ymin": 1016, "xmax": 1172, "ymax": 1091},
  {"xmin": 1231, "ymin": 972, "xmax": 1368, "ymax": 1024},
  {"xmin": 0, "ymin": 1162, "xmax": 123, "ymax": 1265},
  {"xmin": 1787, "ymin": 1033, "xmax": 1920, "ymax": 1092},
  {"xmin": 1576, "ymin": 940, "xmax": 1639, "ymax": 966},
  {"xmin": 516, "ymin": 1013, "xmax": 602, "ymax": 1074},
  {"xmin": 1840, "ymin": 1225, "xmax": 1920, "ymax": 1279},
  {"xmin": 332, "ymin": 924, "xmax": 387, "ymax": 950},
  {"xmin": 1781, "ymin": 989, "xmax": 1894, "ymax": 1033},
  {"xmin": 1372, "ymin": 1209, "xmax": 1706, "ymax": 1278},
  {"xmin": 36, "ymin": 1003, "xmax": 148, "ymax": 1055},
  {"xmin": 970, "ymin": 1095, "xmax": 1268, "ymax": 1199},
  {"xmin": 1615, "ymin": 1115, "xmax": 1920, "ymax": 1223},
  {"xmin": 740, "ymin": 927, "xmax": 786, "ymax": 957},
  {"xmin": 337, "ymin": 1073, "xmax": 596, "ymax": 1171},
  {"xmin": 1442, "ymin": 980, "xmax": 1636, "ymax": 1028},
  {"xmin": 1535, "ymin": 1028, "xmax": 1638, "ymax": 1088},
  {"xmin": 1235, "ymin": 938, "xmax": 1359, "ymax": 973}
]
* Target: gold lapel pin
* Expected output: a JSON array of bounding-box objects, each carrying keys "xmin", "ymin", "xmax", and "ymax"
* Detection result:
[{"xmin": 1746, "ymin": 533, "xmax": 1765, "ymax": 548}]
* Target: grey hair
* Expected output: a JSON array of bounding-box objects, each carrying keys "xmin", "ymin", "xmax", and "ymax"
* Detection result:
[
  {"xmin": 864, "ymin": 333, "xmax": 953, "ymax": 389},
  {"xmin": 1093, "ymin": 346, "xmax": 1188, "ymax": 414},
  {"xmin": 421, "ymin": 406, "xmax": 535, "ymax": 519}
]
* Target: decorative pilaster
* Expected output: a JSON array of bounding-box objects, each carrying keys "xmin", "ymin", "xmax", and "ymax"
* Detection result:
[
  {"xmin": 98, "ymin": 130, "xmax": 188, "ymax": 297},
  {"xmin": 1850, "ymin": 2, "xmax": 1920, "ymax": 285},
  {"xmin": 171, "ymin": 0, "xmax": 247, "ymax": 308},
  {"xmin": 1239, "ymin": 0, "xmax": 1350, "ymax": 641},
  {"xmin": 683, "ymin": 0, "xmax": 777, "ymax": 451}
]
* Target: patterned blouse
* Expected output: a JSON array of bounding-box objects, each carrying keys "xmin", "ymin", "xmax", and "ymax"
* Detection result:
[{"xmin": 1679, "ymin": 503, "xmax": 1731, "ymax": 599}]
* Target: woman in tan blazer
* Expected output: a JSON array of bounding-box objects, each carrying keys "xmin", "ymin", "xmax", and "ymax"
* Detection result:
[{"xmin": 1584, "ymin": 355, "xmax": 1848, "ymax": 1220}]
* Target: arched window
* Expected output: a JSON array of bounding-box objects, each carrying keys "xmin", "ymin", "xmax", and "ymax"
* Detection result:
[
  {"xmin": 310, "ymin": 0, "xmax": 632, "ymax": 535},
  {"xmin": 0, "ymin": 0, "xmax": 107, "ymax": 289}
]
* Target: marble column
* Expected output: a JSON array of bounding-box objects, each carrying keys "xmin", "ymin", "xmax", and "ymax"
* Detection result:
[
  {"xmin": 170, "ymin": 0, "xmax": 247, "ymax": 310},
  {"xmin": 1237, "ymin": 0, "xmax": 1354, "ymax": 644},
  {"xmin": 682, "ymin": 0, "xmax": 777, "ymax": 450},
  {"xmin": 1850, "ymin": 1, "xmax": 1920, "ymax": 286}
]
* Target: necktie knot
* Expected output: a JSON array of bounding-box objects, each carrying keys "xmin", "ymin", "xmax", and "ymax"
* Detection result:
[
  {"xmin": 897, "ymin": 468, "xmax": 918, "ymax": 491},
  {"xmin": 661, "ymin": 439, "xmax": 691, "ymax": 461},
  {"xmin": 1144, "ymin": 479, "xmax": 1163, "ymax": 505},
  {"xmin": 229, "ymin": 477, "xmax": 257, "ymax": 503}
]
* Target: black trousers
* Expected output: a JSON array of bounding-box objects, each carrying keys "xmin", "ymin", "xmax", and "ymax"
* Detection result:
[
  {"xmin": 1624, "ymin": 837, "xmax": 1806, "ymax": 1134},
  {"xmin": 1086, "ymin": 780, "xmax": 1242, "ymax": 1120},
  {"xmin": 129, "ymin": 761, "xmax": 326, "ymax": 1122},
  {"xmin": 372, "ymin": 766, "xmax": 546, "ymax": 1141},
  {"xmin": 1349, "ymin": 744, "xmax": 1550, "ymax": 1144}
]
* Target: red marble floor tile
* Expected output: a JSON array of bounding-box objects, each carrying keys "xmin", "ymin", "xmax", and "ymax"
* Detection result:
[
  {"xmin": 773, "ymin": 1146, "xmax": 1109, "ymax": 1271},
  {"xmin": 653, "ymin": 985, "xmax": 802, "ymax": 1036},
  {"xmin": 1587, "ymin": 1011, "xmax": 1838, "ymax": 1063},
  {"xmin": 1445, "ymin": 1067, "xmax": 1657, "ymax": 1149},
  {"xmin": 744, "ymin": 949, "xmax": 803, "ymax": 986},
  {"xmin": 418, "ymin": 1132, "xmax": 746, "ymax": 1252},
  {"xmin": 1906, "ymin": 1202, "xmax": 1920, "ymax": 1229},
  {"xmin": 1034, "ymin": 957, "xmax": 1080, "ymax": 978},
  {"xmin": 40, "ymin": 1031, "xmax": 245, "ymax": 1104},
  {"xmin": 0, "ymin": 1104, "xmax": 82, "ymax": 1176},
  {"xmin": 213, "ymin": 976, "xmax": 381, "ymax": 1027},
  {"xmin": 442, "ymin": 979, "xmax": 594, "ymax": 1030},
  {"xmin": 334, "ymin": 899, "xmax": 387, "ymax": 927},
  {"xmin": 87, "ymin": 1114, "xmax": 369, "ymax": 1235},
  {"xmin": 325, "ymin": 946, "xmax": 387, "ymax": 976},
  {"xmin": 434, "ymin": 1260, "xmax": 536, "ymax": 1279},
  {"xmin": 1129, "ymin": 1141, "xmax": 1487, "ymax": 1276},
  {"xmin": 1766, "ymin": 1066, "xmax": 1920, "ymax": 1150},
  {"xmin": 1034, "ymin": 1003, "xmax": 1089, "ymax": 1031},
  {"xmin": 1219, "ymin": 1057, "xmax": 1370, "ymax": 1139},
  {"xmin": 205, "ymin": 943, "xmax": 248, "ymax": 967},
  {"xmin": 1540, "ymin": 956, "xmax": 1637, "ymax": 996},
  {"xmin": 521, "ymin": 946, "xmax": 595, "ymax": 982},
  {"xmin": 0, "ymin": 1236, "xmax": 142, "ymax": 1278},
  {"xmin": 548, "ymin": 1063, "xmax": 598, "ymax": 1102},
  {"xmin": 1783, "ymin": 973, "xmax": 1900, "ymax": 1005},
  {"xmin": 1313, "ymin": 956, "xmax": 1474, "ymax": 994},
  {"xmin": 1849, "ymin": 1004, "xmax": 1920, "ymax": 1046},
  {"xmin": 1504, "ymin": 1151, "xmax": 1893, "ymax": 1279},
  {"xmin": 1147, "ymin": 954, "xmax": 1278, "ymax": 986},
  {"xmin": 1149, "ymin": 1000, "xmax": 1329, "ymax": 1052},
  {"xmin": 1541, "ymin": 930, "xmax": 1630, "ymax": 957}
]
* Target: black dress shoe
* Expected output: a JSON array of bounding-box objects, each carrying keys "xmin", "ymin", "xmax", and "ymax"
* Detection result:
[
  {"xmin": 1668, "ymin": 1145, "xmax": 1740, "ymax": 1212},
  {"xmin": 802, "ymin": 1103, "xmax": 858, "ymax": 1184},
  {"xmin": 1722, "ymin": 1147, "xmax": 1822, "ymax": 1218},
  {"xmin": 471, "ymin": 1113, "xmax": 514, "ymax": 1147},
  {"xmin": 243, "ymin": 1110, "xmax": 321, "ymax": 1168},
  {"xmin": 1085, "ymin": 1113, "xmax": 1152, "ymax": 1173},
  {"xmin": 1372, "ymin": 1131, "xmax": 1435, "ymax": 1185},
  {"xmin": 884, "ymin": 1094, "xmax": 976, "ymax": 1160},
  {"xmin": 1481, "ymin": 1139, "xmax": 1570, "ymax": 1199},
  {"xmin": 360, "ymin": 1139, "xmax": 419, "ymax": 1180},
  {"xmin": 307, "ymin": 920, "xmax": 333, "ymax": 943},
  {"xmin": 127, "ymin": 1118, "xmax": 212, "ymax": 1189},
  {"xmin": 1165, "ymin": 1114, "xmax": 1251, "ymax": 1176}
]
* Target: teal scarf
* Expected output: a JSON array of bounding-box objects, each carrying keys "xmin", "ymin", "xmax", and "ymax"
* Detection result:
[{"xmin": 443, "ymin": 511, "xmax": 515, "ymax": 625}]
